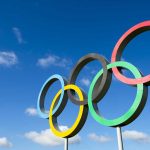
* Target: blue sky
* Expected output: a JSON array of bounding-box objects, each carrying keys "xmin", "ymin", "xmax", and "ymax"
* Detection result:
[{"xmin": 0, "ymin": 0, "xmax": 150, "ymax": 150}]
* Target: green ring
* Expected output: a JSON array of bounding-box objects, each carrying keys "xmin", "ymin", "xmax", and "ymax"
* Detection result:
[{"xmin": 88, "ymin": 61, "xmax": 144, "ymax": 127}]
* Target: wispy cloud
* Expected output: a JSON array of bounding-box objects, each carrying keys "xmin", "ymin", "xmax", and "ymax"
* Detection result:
[
  {"xmin": 123, "ymin": 130, "xmax": 150, "ymax": 143},
  {"xmin": 0, "ymin": 51, "xmax": 18, "ymax": 67},
  {"xmin": 12, "ymin": 27, "xmax": 25, "ymax": 44},
  {"xmin": 0, "ymin": 137, "xmax": 12, "ymax": 148},
  {"xmin": 88, "ymin": 133, "xmax": 112, "ymax": 143},
  {"xmin": 25, "ymin": 126, "xmax": 81, "ymax": 146},
  {"xmin": 25, "ymin": 107, "xmax": 38, "ymax": 116},
  {"xmin": 80, "ymin": 78, "xmax": 90, "ymax": 87},
  {"xmin": 37, "ymin": 54, "xmax": 71, "ymax": 68}
]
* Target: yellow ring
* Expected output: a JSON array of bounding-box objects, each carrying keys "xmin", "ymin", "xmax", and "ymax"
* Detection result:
[{"xmin": 49, "ymin": 84, "xmax": 84, "ymax": 138}]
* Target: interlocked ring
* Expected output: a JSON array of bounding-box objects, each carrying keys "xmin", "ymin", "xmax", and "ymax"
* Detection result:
[
  {"xmin": 37, "ymin": 21, "xmax": 150, "ymax": 139},
  {"xmin": 37, "ymin": 74, "xmax": 68, "ymax": 118},
  {"xmin": 111, "ymin": 20, "xmax": 150, "ymax": 85},
  {"xmin": 88, "ymin": 61, "xmax": 148, "ymax": 127},
  {"xmin": 68, "ymin": 53, "xmax": 112, "ymax": 105},
  {"xmin": 49, "ymin": 84, "xmax": 88, "ymax": 138}
]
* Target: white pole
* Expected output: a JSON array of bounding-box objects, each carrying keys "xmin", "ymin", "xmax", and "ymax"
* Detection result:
[
  {"xmin": 116, "ymin": 127, "xmax": 124, "ymax": 150},
  {"xmin": 64, "ymin": 138, "xmax": 68, "ymax": 150}
]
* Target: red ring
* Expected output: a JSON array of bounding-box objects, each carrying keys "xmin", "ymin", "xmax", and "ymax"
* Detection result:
[{"xmin": 111, "ymin": 21, "xmax": 150, "ymax": 85}]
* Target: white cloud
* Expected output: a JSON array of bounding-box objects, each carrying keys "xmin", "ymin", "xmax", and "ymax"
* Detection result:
[
  {"xmin": 37, "ymin": 54, "xmax": 71, "ymax": 68},
  {"xmin": 0, "ymin": 137, "xmax": 12, "ymax": 148},
  {"xmin": 91, "ymin": 70, "xmax": 97, "ymax": 75},
  {"xmin": 88, "ymin": 133, "xmax": 112, "ymax": 143},
  {"xmin": 25, "ymin": 126, "xmax": 81, "ymax": 147},
  {"xmin": 80, "ymin": 78, "xmax": 90, "ymax": 87},
  {"xmin": 12, "ymin": 27, "xmax": 25, "ymax": 44},
  {"xmin": 123, "ymin": 130, "xmax": 150, "ymax": 143},
  {"xmin": 25, "ymin": 107, "xmax": 37, "ymax": 116},
  {"xmin": 0, "ymin": 51, "xmax": 18, "ymax": 67}
]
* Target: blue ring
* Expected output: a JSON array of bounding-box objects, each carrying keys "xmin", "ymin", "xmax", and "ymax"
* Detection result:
[{"xmin": 37, "ymin": 74, "xmax": 65, "ymax": 119}]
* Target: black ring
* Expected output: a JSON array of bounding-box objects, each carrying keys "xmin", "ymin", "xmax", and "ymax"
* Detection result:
[{"xmin": 67, "ymin": 53, "xmax": 112, "ymax": 105}]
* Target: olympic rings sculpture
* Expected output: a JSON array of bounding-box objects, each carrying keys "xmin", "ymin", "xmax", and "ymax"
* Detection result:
[{"xmin": 37, "ymin": 21, "xmax": 150, "ymax": 138}]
